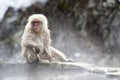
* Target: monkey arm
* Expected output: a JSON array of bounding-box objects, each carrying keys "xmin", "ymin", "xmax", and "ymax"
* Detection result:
[
  {"xmin": 50, "ymin": 47, "xmax": 68, "ymax": 62},
  {"xmin": 21, "ymin": 39, "xmax": 39, "ymax": 49}
]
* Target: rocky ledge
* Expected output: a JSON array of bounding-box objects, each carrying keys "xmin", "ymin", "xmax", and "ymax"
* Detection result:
[{"xmin": 0, "ymin": 60, "xmax": 120, "ymax": 80}]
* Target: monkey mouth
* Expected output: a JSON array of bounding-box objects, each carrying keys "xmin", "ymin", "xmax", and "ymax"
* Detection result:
[{"xmin": 34, "ymin": 26, "xmax": 39, "ymax": 30}]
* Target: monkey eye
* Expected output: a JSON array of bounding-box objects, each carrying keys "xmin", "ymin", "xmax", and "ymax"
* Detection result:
[{"xmin": 31, "ymin": 21, "xmax": 40, "ymax": 25}]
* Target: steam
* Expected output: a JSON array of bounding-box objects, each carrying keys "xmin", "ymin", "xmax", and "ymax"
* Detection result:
[{"xmin": 0, "ymin": 0, "xmax": 48, "ymax": 21}]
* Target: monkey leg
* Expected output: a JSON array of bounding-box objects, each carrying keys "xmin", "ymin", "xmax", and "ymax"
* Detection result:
[
  {"xmin": 50, "ymin": 47, "xmax": 68, "ymax": 62},
  {"xmin": 24, "ymin": 49, "xmax": 39, "ymax": 63}
]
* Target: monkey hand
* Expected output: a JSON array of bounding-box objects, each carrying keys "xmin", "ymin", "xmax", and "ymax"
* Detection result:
[
  {"xmin": 35, "ymin": 48, "xmax": 40, "ymax": 54},
  {"xmin": 32, "ymin": 47, "xmax": 40, "ymax": 54}
]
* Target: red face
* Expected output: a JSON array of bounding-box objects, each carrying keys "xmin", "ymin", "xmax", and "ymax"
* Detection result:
[{"xmin": 31, "ymin": 20, "xmax": 41, "ymax": 32}]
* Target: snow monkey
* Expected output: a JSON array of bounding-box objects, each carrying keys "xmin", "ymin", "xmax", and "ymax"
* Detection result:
[{"xmin": 21, "ymin": 14, "xmax": 69, "ymax": 63}]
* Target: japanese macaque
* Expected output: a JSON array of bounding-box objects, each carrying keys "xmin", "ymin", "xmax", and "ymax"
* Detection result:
[{"xmin": 21, "ymin": 14, "xmax": 69, "ymax": 63}]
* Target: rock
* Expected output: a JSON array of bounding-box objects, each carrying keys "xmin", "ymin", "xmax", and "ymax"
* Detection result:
[{"xmin": 0, "ymin": 61, "xmax": 120, "ymax": 80}]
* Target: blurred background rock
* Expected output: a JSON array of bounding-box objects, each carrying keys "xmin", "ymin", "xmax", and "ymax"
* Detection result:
[{"xmin": 0, "ymin": 0, "xmax": 120, "ymax": 67}]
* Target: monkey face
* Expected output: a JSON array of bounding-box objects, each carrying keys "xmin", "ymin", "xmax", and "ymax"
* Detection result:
[
  {"xmin": 28, "ymin": 14, "xmax": 48, "ymax": 31},
  {"xmin": 31, "ymin": 20, "xmax": 42, "ymax": 32}
]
